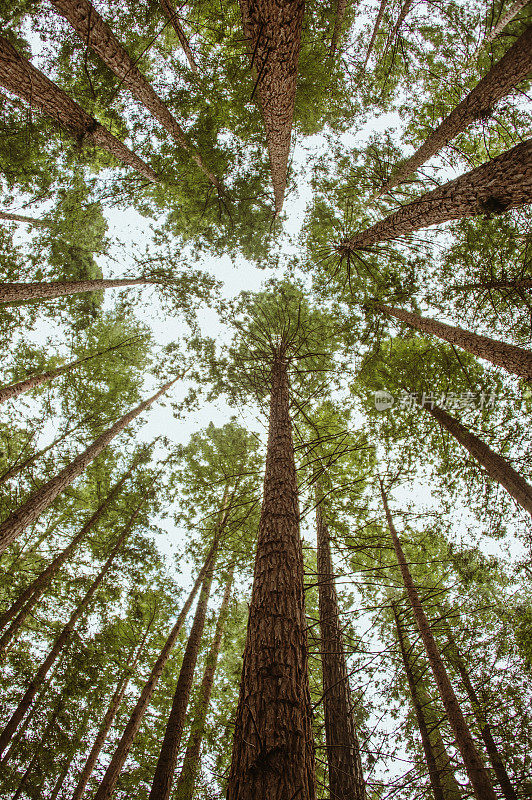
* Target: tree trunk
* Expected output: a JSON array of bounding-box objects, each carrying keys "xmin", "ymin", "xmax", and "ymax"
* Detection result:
[
  {"xmin": 0, "ymin": 211, "xmax": 49, "ymax": 227},
  {"xmin": 380, "ymin": 482, "xmax": 497, "ymax": 800},
  {"xmin": 159, "ymin": 0, "xmax": 199, "ymax": 73},
  {"xmin": 316, "ymin": 492, "xmax": 365, "ymax": 800},
  {"xmin": 329, "ymin": 0, "xmax": 349, "ymax": 57},
  {"xmin": 49, "ymin": 0, "xmax": 222, "ymax": 191},
  {"xmin": 377, "ymin": 303, "xmax": 532, "ymax": 380},
  {"xmin": 226, "ymin": 353, "xmax": 316, "ymax": 800},
  {"xmin": 381, "ymin": 0, "xmax": 414, "ymax": 59},
  {"xmin": 92, "ymin": 537, "xmax": 219, "ymax": 800},
  {"xmin": 239, "ymin": 0, "xmax": 305, "ymax": 213},
  {"xmin": 377, "ymin": 25, "xmax": 532, "ymax": 195},
  {"xmin": 0, "ymin": 37, "xmax": 158, "ymax": 184},
  {"xmin": 363, "ymin": 0, "xmax": 388, "ymax": 67},
  {"xmin": 0, "ymin": 377, "xmax": 177, "ymax": 555},
  {"xmin": 423, "ymin": 403, "xmax": 532, "ymax": 516},
  {"xmin": 10, "ymin": 705, "xmax": 61, "ymax": 800},
  {"xmin": 0, "ymin": 277, "xmax": 150, "ymax": 305},
  {"xmin": 0, "ymin": 425, "xmax": 78, "ymax": 487},
  {"xmin": 452, "ymin": 277, "xmax": 532, "ymax": 292},
  {"xmin": 173, "ymin": 565, "xmax": 235, "ymax": 800},
  {"xmin": 478, "ymin": 0, "xmax": 531, "ymax": 52},
  {"xmin": 339, "ymin": 137, "xmax": 532, "ymax": 253},
  {"xmin": 47, "ymin": 707, "xmax": 93, "ymax": 800}
]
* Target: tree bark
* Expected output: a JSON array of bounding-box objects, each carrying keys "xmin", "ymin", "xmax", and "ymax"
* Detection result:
[
  {"xmin": 329, "ymin": 0, "xmax": 349, "ymax": 57},
  {"xmin": 239, "ymin": 0, "xmax": 305, "ymax": 212},
  {"xmin": 47, "ymin": 706, "xmax": 93, "ymax": 800},
  {"xmin": 363, "ymin": 0, "xmax": 388, "ymax": 67},
  {"xmin": 0, "ymin": 425, "xmax": 78, "ymax": 487},
  {"xmin": 377, "ymin": 25, "xmax": 532, "ymax": 195},
  {"xmin": 226, "ymin": 354, "xmax": 316, "ymax": 800},
  {"xmin": 0, "ymin": 37, "xmax": 158, "ymax": 184},
  {"xmin": 0, "ymin": 211, "xmax": 48, "ymax": 227},
  {"xmin": 381, "ymin": 0, "xmax": 414, "ymax": 59},
  {"xmin": 0, "ymin": 277, "xmax": 151, "ymax": 305},
  {"xmin": 159, "ymin": 0, "xmax": 199, "ymax": 73},
  {"xmin": 377, "ymin": 303, "xmax": 532, "ymax": 380},
  {"xmin": 380, "ymin": 482, "xmax": 497, "ymax": 800},
  {"xmin": 478, "ymin": 0, "xmax": 531, "ymax": 52},
  {"xmin": 423, "ymin": 403, "xmax": 532, "ymax": 516},
  {"xmin": 0, "ymin": 378, "xmax": 177, "ymax": 555},
  {"xmin": 452, "ymin": 278, "xmax": 532, "ymax": 292},
  {"xmin": 339, "ymin": 137, "xmax": 532, "ymax": 253},
  {"xmin": 10, "ymin": 705, "xmax": 61, "ymax": 800},
  {"xmin": 316, "ymin": 493, "xmax": 366, "ymax": 800}
]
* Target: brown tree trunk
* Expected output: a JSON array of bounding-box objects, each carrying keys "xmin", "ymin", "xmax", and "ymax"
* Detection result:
[
  {"xmin": 424, "ymin": 403, "xmax": 532, "ymax": 516},
  {"xmin": 329, "ymin": 0, "xmax": 349, "ymax": 57},
  {"xmin": 159, "ymin": 0, "xmax": 199, "ymax": 73},
  {"xmin": 452, "ymin": 277, "xmax": 532, "ymax": 292},
  {"xmin": 363, "ymin": 0, "xmax": 388, "ymax": 67},
  {"xmin": 92, "ymin": 537, "xmax": 219, "ymax": 800},
  {"xmin": 0, "ymin": 277, "xmax": 150, "ymax": 305},
  {"xmin": 239, "ymin": 0, "xmax": 305, "ymax": 212},
  {"xmin": 316, "ymin": 492, "xmax": 365, "ymax": 800},
  {"xmin": 226, "ymin": 353, "xmax": 316, "ymax": 800},
  {"xmin": 478, "ymin": 0, "xmax": 531, "ymax": 51},
  {"xmin": 380, "ymin": 482, "xmax": 497, "ymax": 800},
  {"xmin": 381, "ymin": 0, "xmax": 414, "ymax": 58},
  {"xmin": 0, "ymin": 378, "xmax": 177, "ymax": 555},
  {"xmin": 0, "ymin": 211, "xmax": 48, "ymax": 227},
  {"xmin": 339, "ymin": 137, "xmax": 532, "ymax": 253},
  {"xmin": 377, "ymin": 25, "xmax": 532, "ymax": 195},
  {"xmin": 173, "ymin": 565, "xmax": 235, "ymax": 800},
  {"xmin": 0, "ymin": 425, "xmax": 79, "ymax": 487},
  {"xmin": 11, "ymin": 705, "xmax": 61, "ymax": 800},
  {"xmin": 377, "ymin": 303, "xmax": 532, "ymax": 380},
  {"xmin": 47, "ymin": 706, "xmax": 93, "ymax": 800},
  {"xmin": 0, "ymin": 37, "xmax": 158, "ymax": 184}
]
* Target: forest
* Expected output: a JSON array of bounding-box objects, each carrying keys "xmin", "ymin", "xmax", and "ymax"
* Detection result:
[{"xmin": 0, "ymin": 0, "xmax": 531, "ymax": 798}]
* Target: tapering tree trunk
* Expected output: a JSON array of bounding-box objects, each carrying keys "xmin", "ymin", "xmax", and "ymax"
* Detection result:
[
  {"xmin": 173, "ymin": 565, "xmax": 235, "ymax": 800},
  {"xmin": 0, "ymin": 426, "xmax": 77, "ymax": 487},
  {"xmin": 380, "ymin": 483, "xmax": 497, "ymax": 800},
  {"xmin": 47, "ymin": 706, "xmax": 93, "ymax": 800},
  {"xmin": 316, "ymin": 493, "xmax": 365, "ymax": 800},
  {"xmin": 49, "ymin": 0, "xmax": 221, "ymax": 191},
  {"xmin": 377, "ymin": 303, "xmax": 532, "ymax": 380},
  {"xmin": 423, "ymin": 403, "xmax": 532, "ymax": 516},
  {"xmin": 452, "ymin": 277, "xmax": 532, "ymax": 292},
  {"xmin": 239, "ymin": 0, "xmax": 305, "ymax": 213},
  {"xmin": 159, "ymin": 0, "xmax": 199, "ymax": 73},
  {"xmin": 381, "ymin": 0, "xmax": 413, "ymax": 58},
  {"xmin": 226, "ymin": 354, "xmax": 316, "ymax": 800},
  {"xmin": 10, "ymin": 705, "xmax": 61, "ymax": 800},
  {"xmin": 363, "ymin": 0, "xmax": 388, "ymax": 66},
  {"xmin": 377, "ymin": 25, "xmax": 532, "ymax": 195},
  {"xmin": 0, "ymin": 37, "xmax": 158, "ymax": 183},
  {"xmin": 92, "ymin": 537, "xmax": 219, "ymax": 800},
  {"xmin": 0, "ymin": 277, "xmax": 151, "ymax": 305},
  {"xmin": 339, "ymin": 138, "xmax": 532, "ymax": 253},
  {"xmin": 0, "ymin": 378, "xmax": 177, "ymax": 555},
  {"xmin": 0, "ymin": 211, "xmax": 48, "ymax": 227},
  {"xmin": 478, "ymin": 0, "xmax": 531, "ymax": 51},
  {"xmin": 329, "ymin": 0, "xmax": 349, "ymax": 57}
]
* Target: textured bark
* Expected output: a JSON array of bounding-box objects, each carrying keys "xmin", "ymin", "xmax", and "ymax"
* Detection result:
[
  {"xmin": 0, "ymin": 37, "xmax": 158, "ymax": 183},
  {"xmin": 239, "ymin": 0, "xmax": 305, "ymax": 212},
  {"xmin": 479, "ymin": 0, "xmax": 531, "ymax": 50},
  {"xmin": 50, "ymin": 0, "xmax": 221, "ymax": 190},
  {"xmin": 380, "ymin": 484, "xmax": 497, "ymax": 800},
  {"xmin": 329, "ymin": 0, "xmax": 349, "ymax": 57},
  {"xmin": 0, "ymin": 211, "xmax": 48, "ymax": 227},
  {"xmin": 377, "ymin": 303, "xmax": 532, "ymax": 380},
  {"xmin": 226, "ymin": 355, "xmax": 316, "ymax": 800},
  {"xmin": 363, "ymin": 0, "xmax": 388, "ymax": 67},
  {"xmin": 0, "ymin": 378, "xmax": 177, "ymax": 555},
  {"xmin": 174, "ymin": 566, "xmax": 235, "ymax": 800},
  {"xmin": 339, "ymin": 138, "xmax": 532, "ymax": 253},
  {"xmin": 377, "ymin": 25, "xmax": 532, "ymax": 195},
  {"xmin": 159, "ymin": 0, "xmax": 199, "ymax": 73},
  {"xmin": 424, "ymin": 403, "xmax": 532, "ymax": 516},
  {"xmin": 381, "ymin": 0, "xmax": 414, "ymax": 59},
  {"xmin": 0, "ymin": 277, "xmax": 150, "ymax": 305},
  {"xmin": 92, "ymin": 538, "xmax": 219, "ymax": 800},
  {"xmin": 316, "ymin": 494, "xmax": 366, "ymax": 800}
]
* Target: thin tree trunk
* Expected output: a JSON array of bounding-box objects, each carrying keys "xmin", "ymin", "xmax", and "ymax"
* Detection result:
[
  {"xmin": 49, "ymin": 0, "xmax": 222, "ymax": 191},
  {"xmin": 0, "ymin": 277, "xmax": 151, "ymax": 305},
  {"xmin": 478, "ymin": 0, "xmax": 531, "ymax": 52},
  {"xmin": 47, "ymin": 706, "xmax": 93, "ymax": 800},
  {"xmin": 0, "ymin": 378, "xmax": 177, "ymax": 555},
  {"xmin": 239, "ymin": 0, "xmax": 305, "ymax": 213},
  {"xmin": 423, "ymin": 403, "xmax": 532, "ymax": 516},
  {"xmin": 452, "ymin": 278, "xmax": 532, "ymax": 292},
  {"xmin": 380, "ymin": 482, "xmax": 498, "ymax": 800},
  {"xmin": 0, "ymin": 37, "xmax": 158, "ymax": 184},
  {"xmin": 381, "ymin": 0, "xmax": 414, "ymax": 59},
  {"xmin": 0, "ymin": 424, "xmax": 80, "ymax": 487},
  {"xmin": 92, "ymin": 537, "xmax": 219, "ymax": 800},
  {"xmin": 316, "ymin": 492, "xmax": 365, "ymax": 800},
  {"xmin": 377, "ymin": 303, "xmax": 532, "ymax": 380},
  {"xmin": 339, "ymin": 137, "xmax": 532, "ymax": 253},
  {"xmin": 330, "ymin": 0, "xmax": 349, "ymax": 57},
  {"xmin": 159, "ymin": 0, "xmax": 199, "ymax": 73},
  {"xmin": 226, "ymin": 353, "xmax": 316, "ymax": 800},
  {"xmin": 10, "ymin": 706, "xmax": 61, "ymax": 800},
  {"xmin": 0, "ymin": 211, "xmax": 49, "ymax": 227},
  {"xmin": 363, "ymin": 0, "xmax": 388, "ymax": 67},
  {"xmin": 173, "ymin": 565, "xmax": 235, "ymax": 800},
  {"xmin": 377, "ymin": 25, "xmax": 532, "ymax": 195}
]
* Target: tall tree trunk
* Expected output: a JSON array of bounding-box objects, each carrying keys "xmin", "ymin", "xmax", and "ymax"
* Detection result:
[
  {"xmin": 377, "ymin": 303, "xmax": 532, "ymax": 380},
  {"xmin": 329, "ymin": 0, "xmax": 349, "ymax": 57},
  {"xmin": 49, "ymin": 0, "xmax": 222, "ymax": 191},
  {"xmin": 226, "ymin": 353, "xmax": 316, "ymax": 800},
  {"xmin": 0, "ymin": 277, "xmax": 151, "ymax": 305},
  {"xmin": 10, "ymin": 705, "xmax": 61, "ymax": 800},
  {"xmin": 478, "ymin": 0, "xmax": 531, "ymax": 52},
  {"xmin": 380, "ymin": 482, "xmax": 497, "ymax": 800},
  {"xmin": 377, "ymin": 25, "xmax": 532, "ymax": 195},
  {"xmin": 239, "ymin": 0, "xmax": 305, "ymax": 213},
  {"xmin": 0, "ymin": 423, "xmax": 81, "ymax": 487},
  {"xmin": 381, "ymin": 0, "xmax": 414, "ymax": 59},
  {"xmin": 452, "ymin": 277, "xmax": 532, "ymax": 292},
  {"xmin": 173, "ymin": 565, "xmax": 235, "ymax": 800},
  {"xmin": 0, "ymin": 378, "xmax": 177, "ymax": 555},
  {"xmin": 339, "ymin": 138, "xmax": 532, "ymax": 253},
  {"xmin": 423, "ymin": 403, "xmax": 532, "ymax": 516},
  {"xmin": 363, "ymin": 0, "xmax": 388, "ymax": 67},
  {"xmin": 47, "ymin": 706, "xmax": 93, "ymax": 800},
  {"xmin": 0, "ymin": 211, "xmax": 49, "ymax": 227},
  {"xmin": 316, "ymin": 491, "xmax": 365, "ymax": 800},
  {"xmin": 159, "ymin": 0, "xmax": 199, "ymax": 73},
  {"xmin": 92, "ymin": 537, "xmax": 219, "ymax": 800},
  {"xmin": 0, "ymin": 37, "xmax": 158, "ymax": 184}
]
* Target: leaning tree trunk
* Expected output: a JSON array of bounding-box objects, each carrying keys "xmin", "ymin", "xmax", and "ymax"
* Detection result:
[
  {"xmin": 381, "ymin": 0, "xmax": 414, "ymax": 59},
  {"xmin": 380, "ymin": 482, "xmax": 497, "ymax": 800},
  {"xmin": 49, "ymin": 0, "xmax": 221, "ymax": 191},
  {"xmin": 159, "ymin": 0, "xmax": 199, "ymax": 73},
  {"xmin": 316, "ymin": 492, "xmax": 366, "ymax": 800},
  {"xmin": 0, "ymin": 37, "xmax": 158, "ymax": 184},
  {"xmin": 363, "ymin": 0, "xmax": 388, "ymax": 66},
  {"xmin": 239, "ymin": 0, "xmax": 305, "ymax": 213},
  {"xmin": 226, "ymin": 352, "xmax": 316, "ymax": 800},
  {"xmin": 173, "ymin": 565, "xmax": 235, "ymax": 800},
  {"xmin": 0, "ymin": 277, "xmax": 151, "ymax": 305},
  {"xmin": 339, "ymin": 137, "xmax": 532, "ymax": 253},
  {"xmin": 329, "ymin": 0, "xmax": 349, "ymax": 57},
  {"xmin": 0, "ymin": 211, "xmax": 49, "ymax": 227},
  {"xmin": 377, "ymin": 25, "xmax": 532, "ymax": 195},
  {"xmin": 477, "ymin": 0, "xmax": 531, "ymax": 53},
  {"xmin": 453, "ymin": 277, "xmax": 532, "ymax": 292},
  {"xmin": 11, "ymin": 704, "xmax": 61, "ymax": 800},
  {"xmin": 47, "ymin": 706, "xmax": 93, "ymax": 800},
  {"xmin": 0, "ymin": 423, "xmax": 81, "ymax": 487},
  {"xmin": 0, "ymin": 378, "xmax": 177, "ymax": 555},
  {"xmin": 377, "ymin": 303, "xmax": 532, "ymax": 380},
  {"xmin": 423, "ymin": 403, "xmax": 532, "ymax": 516}
]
